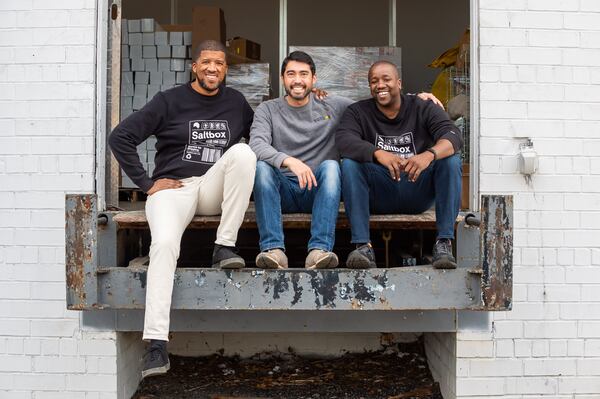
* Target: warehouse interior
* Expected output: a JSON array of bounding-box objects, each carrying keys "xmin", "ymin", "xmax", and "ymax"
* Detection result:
[
  {"xmin": 121, "ymin": 0, "xmax": 470, "ymax": 94},
  {"xmin": 114, "ymin": 0, "xmax": 472, "ymax": 195}
]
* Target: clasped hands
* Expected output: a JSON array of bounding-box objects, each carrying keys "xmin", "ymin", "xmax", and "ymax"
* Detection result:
[{"xmin": 374, "ymin": 149, "xmax": 435, "ymax": 183}]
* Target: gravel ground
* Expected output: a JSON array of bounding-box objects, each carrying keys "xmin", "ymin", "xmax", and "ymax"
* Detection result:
[{"xmin": 133, "ymin": 341, "xmax": 443, "ymax": 399}]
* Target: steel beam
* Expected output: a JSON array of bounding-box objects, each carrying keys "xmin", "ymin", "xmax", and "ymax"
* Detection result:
[{"xmin": 97, "ymin": 266, "xmax": 482, "ymax": 310}]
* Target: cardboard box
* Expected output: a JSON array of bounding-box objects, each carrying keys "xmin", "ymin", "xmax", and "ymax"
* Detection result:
[
  {"xmin": 192, "ymin": 6, "xmax": 226, "ymax": 51},
  {"xmin": 127, "ymin": 19, "xmax": 141, "ymax": 33},
  {"xmin": 129, "ymin": 45, "xmax": 142, "ymax": 59},
  {"xmin": 129, "ymin": 33, "xmax": 142, "ymax": 46},
  {"xmin": 142, "ymin": 32, "xmax": 155, "ymax": 46},
  {"xmin": 162, "ymin": 71, "xmax": 176, "ymax": 85},
  {"xmin": 156, "ymin": 45, "xmax": 171, "ymax": 59},
  {"xmin": 160, "ymin": 24, "xmax": 193, "ymax": 32},
  {"xmin": 155, "ymin": 31, "xmax": 168, "ymax": 45},
  {"xmin": 150, "ymin": 71, "xmax": 163, "ymax": 85},
  {"xmin": 144, "ymin": 58, "xmax": 158, "ymax": 72},
  {"xmin": 134, "ymin": 84, "xmax": 148, "ymax": 97},
  {"xmin": 227, "ymin": 37, "xmax": 260, "ymax": 61},
  {"xmin": 171, "ymin": 59, "xmax": 185, "ymax": 72},
  {"xmin": 176, "ymin": 71, "xmax": 190, "ymax": 84},
  {"xmin": 169, "ymin": 32, "xmax": 183, "ymax": 46},
  {"xmin": 142, "ymin": 45, "xmax": 157, "ymax": 59},
  {"xmin": 131, "ymin": 58, "xmax": 145, "ymax": 72},
  {"xmin": 141, "ymin": 18, "xmax": 157, "ymax": 33},
  {"xmin": 171, "ymin": 45, "xmax": 187, "ymax": 59},
  {"xmin": 158, "ymin": 59, "xmax": 171, "ymax": 71}
]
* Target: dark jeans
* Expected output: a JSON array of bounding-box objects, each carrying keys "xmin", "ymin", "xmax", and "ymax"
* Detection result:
[
  {"xmin": 253, "ymin": 160, "xmax": 341, "ymax": 252},
  {"xmin": 341, "ymin": 154, "xmax": 462, "ymax": 243}
]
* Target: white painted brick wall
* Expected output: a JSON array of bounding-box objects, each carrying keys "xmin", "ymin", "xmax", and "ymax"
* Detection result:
[
  {"xmin": 0, "ymin": 1, "xmax": 120, "ymax": 398},
  {"xmin": 455, "ymin": 0, "xmax": 600, "ymax": 397}
]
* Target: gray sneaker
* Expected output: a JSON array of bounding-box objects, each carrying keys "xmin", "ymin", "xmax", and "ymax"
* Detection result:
[
  {"xmin": 141, "ymin": 340, "xmax": 170, "ymax": 379},
  {"xmin": 432, "ymin": 239, "xmax": 457, "ymax": 269},
  {"xmin": 346, "ymin": 243, "xmax": 377, "ymax": 269},
  {"xmin": 212, "ymin": 244, "xmax": 245, "ymax": 269},
  {"xmin": 256, "ymin": 248, "xmax": 288, "ymax": 269},
  {"xmin": 305, "ymin": 249, "xmax": 338, "ymax": 270}
]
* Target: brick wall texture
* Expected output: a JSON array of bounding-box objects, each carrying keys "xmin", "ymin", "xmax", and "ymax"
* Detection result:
[{"xmin": 456, "ymin": 0, "xmax": 600, "ymax": 397}]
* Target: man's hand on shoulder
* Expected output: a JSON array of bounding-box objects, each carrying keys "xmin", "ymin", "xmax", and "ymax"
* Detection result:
[
  {"xmin": 403, "ymin": 151, "xmax": 435, "ymax": 183},
  {"xmin": 282, "ymin": 157, "xmax": 318, "ymax": 190},
  {"xmin": 374, "ymin": 150, "xmax": 407, "ymax": 181},
  {"xmin": 147, "ymin": 178, "xmax": 183, "ymax": 195},
  {"xmin": 417, "ymin": 92, "xmax": 444, "ymax": 109},
  {"xmin": 311, "ymin": 87, "xmax": 328, "ymax": 100}
]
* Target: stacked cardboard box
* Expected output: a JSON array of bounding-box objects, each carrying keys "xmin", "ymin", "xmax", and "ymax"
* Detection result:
[
  {"xmin": 289, "ymin": 46, "xmax": 402, "ymax": 101},
  {"xmin": 226, "ymin": 63, "xmax": 270, "ymax": 110},
  {"xmin": 120, "ymin": 18, "xmax": 193, "ymax": 121}
]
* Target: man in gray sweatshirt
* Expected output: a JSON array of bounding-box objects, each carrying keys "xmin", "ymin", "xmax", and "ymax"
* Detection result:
[{"xmin": 249, "ymin": 51, "xmax": 353, "ymax": 269}]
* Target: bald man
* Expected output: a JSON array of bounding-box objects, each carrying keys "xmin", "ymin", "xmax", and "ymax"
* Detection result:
[{"xmin": 335, "ymin": 61, "xmax": 463, "ymax": 270}]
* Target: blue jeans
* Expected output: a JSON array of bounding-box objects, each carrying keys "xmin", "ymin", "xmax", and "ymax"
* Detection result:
[
  {"xmin": 254, "ymin": 160, "xmax": 341, "ymax": 252},
  {"xmin": 341, "ymin": 154, "xmax": 462, "ymax": 243}
]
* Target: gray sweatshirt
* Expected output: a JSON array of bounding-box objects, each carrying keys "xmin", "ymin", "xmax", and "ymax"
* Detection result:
[{"xmin": 249, "ymin": 93, "xmax": 353, "ymax": 174}]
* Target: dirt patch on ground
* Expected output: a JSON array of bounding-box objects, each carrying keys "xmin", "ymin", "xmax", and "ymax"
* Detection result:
[{"xmin": 133, "ymin": 341, "xmax": 443, "ymax": 399}]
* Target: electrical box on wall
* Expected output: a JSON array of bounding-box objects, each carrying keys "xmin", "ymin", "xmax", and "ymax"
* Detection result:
[{"xmin": 518, "ymin": 140, "xmax": 538, "ymax": 176}]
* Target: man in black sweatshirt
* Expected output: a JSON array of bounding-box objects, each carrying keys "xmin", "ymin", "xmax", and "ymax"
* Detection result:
[
  {"xmin": 108, "ymin": 40, "xmax": 256, "ymax": 379},
  {"xmin": 336, "ymin": 60, "xmax": 463, "ymax": 269}
]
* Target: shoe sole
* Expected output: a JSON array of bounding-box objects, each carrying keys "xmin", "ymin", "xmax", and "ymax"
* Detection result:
[
  {"xmin": 214, "ymin": 258, "xmax": 245, "ymax": 269},
  {"xmin": 256, "ymin": 254, "xmax": 287, "ymax": 270},
  {"xmin": 433, "ymin": 257, "xmax": 457, "ymax": 269},
  {"xmin": 141, "ymin": 360, "xmax": 170, "ymax": 379},
  {"xmin": 306, "ymin": 253, "xmax": 338, "ymax": 270},
  {"xmin": 346, "ymin": 254, "xmax": 376, "ymax": 269}
]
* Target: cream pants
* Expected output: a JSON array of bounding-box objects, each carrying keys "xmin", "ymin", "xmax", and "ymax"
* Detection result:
[{"xmin": 142, "ymin": 143, "xmax": 256, "ymax": 341}]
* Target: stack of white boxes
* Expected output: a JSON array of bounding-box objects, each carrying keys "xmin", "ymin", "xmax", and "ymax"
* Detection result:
[{"xmin": 119, "ymin": 18, "xmax": 192, "ymax": 188}]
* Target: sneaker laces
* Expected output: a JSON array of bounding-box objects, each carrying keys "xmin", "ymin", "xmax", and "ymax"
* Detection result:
[
  {"xmin": 356, "ymin": 243, "xmax": 373, "ymax": 257},
  {"xmin": 435, "ymin": 239, "xmax": 452, "ymax": 252}
]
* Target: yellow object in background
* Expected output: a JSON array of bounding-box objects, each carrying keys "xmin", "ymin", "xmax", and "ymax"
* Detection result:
[
  {"xmin": 430, "ymin": 68, "xmax": 451, "ymax": 107},
  {"xmin": 428, "ymin": 46, "xmax": 459, "ymax": 69},
  {"xmin": 428, "ymin": 29, "xmax": 470, "ymax": 108}
]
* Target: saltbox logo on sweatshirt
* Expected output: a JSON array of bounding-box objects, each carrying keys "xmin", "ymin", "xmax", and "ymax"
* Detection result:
[
  {"xmin": 375, "ymin": 132, "xmax": 416, "ymax": 159},
  {"xmin": 183, "ymin": 120, "xmax": 231, "ymax": 164}
]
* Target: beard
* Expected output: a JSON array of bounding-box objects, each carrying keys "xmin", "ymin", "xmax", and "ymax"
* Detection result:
[
  {"xmin": 285, "ymin": 84, "xmax": 311, "ymax": 100},
  {"xmin": 198, "ymin": 76, "xmax": 220, "ymax": 92}
]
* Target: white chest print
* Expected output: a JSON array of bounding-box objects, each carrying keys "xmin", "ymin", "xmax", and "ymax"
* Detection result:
[
  {"xmin": 183, "ymin": 120, "xmax": 231, "ymax": 164},
  {"xmin": 375, "ymin": 132, "xmax": 416, "ymax": 159}
]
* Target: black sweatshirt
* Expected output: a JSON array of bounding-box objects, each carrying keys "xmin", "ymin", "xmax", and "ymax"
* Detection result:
[
  {"xmin": 108, "ymin": 83, "xmax": 253, "ymax": 192},
  {"xmin": 335, "ymin": 94, "xmax": 463, "ymax": 163}
]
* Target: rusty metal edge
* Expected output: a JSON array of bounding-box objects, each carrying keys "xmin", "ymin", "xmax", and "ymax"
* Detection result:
[
  {"xmin": 480, "ymin": 195, "xmax": 513, "ymax": 311},
  {"xmin": 65, "ymin": 194, "xmax": 99, "ymax": 310}
]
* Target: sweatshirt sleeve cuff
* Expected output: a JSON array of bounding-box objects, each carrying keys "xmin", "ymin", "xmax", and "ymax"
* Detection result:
[
  {"xmin": 273, "ymin": 153, "xmax": 289, "ymax": 169},
  {"xmin": 440, "ymin": 131, "xmax": 463, "ymax": 154},
  {"xmin": 138, "ymin": 177, "xmax": 155, "ymax": 193}
]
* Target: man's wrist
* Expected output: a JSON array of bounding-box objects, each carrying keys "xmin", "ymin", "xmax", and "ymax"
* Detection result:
[{"xmin": 425, "ymin": 148, "xmax": 437, "ymax": 161}]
